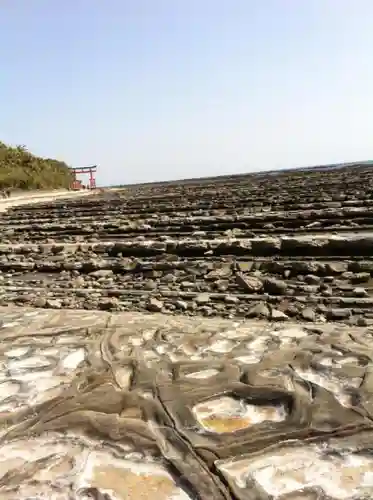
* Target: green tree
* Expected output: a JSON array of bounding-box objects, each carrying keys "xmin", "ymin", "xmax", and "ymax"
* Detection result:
[{"xmin": 0, "ymin": 141, "xmax": 73, "ymax": 190}]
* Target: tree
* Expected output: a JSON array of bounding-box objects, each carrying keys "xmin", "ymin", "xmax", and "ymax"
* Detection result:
[{"xmin": 0, "ymin": 141, "xmax": 73, "ymax": 190}]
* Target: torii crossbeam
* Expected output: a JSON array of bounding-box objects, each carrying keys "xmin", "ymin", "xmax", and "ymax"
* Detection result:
[{"xmin": 70, "ymin": 166, "xmax": 97, "ymax": 190}]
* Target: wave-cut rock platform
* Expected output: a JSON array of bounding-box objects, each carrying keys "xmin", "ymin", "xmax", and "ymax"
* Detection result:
[
  {"xmin": 2, "ymin": 165, "xmax": 373, "ymax": 498},
  {"xmin": 0, "ymin": 307, "xmax": 372, "ymax": 499}
]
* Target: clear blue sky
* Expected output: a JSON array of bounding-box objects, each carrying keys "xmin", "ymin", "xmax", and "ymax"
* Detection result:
[{"xmin": 1, "ymin": 1, "xmax": 372, "ymax": 186}]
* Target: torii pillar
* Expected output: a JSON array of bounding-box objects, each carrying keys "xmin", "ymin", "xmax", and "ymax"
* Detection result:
[{"xmin": 70, "ymin": 165, "xmax": 97, "ymax": 189}]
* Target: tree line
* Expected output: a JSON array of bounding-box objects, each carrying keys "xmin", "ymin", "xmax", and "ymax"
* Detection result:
[{"xmin": 0, "ymin": 142, "xmax": 72, "ymax": 190}]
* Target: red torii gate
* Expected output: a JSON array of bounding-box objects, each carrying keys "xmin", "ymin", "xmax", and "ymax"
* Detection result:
[{"xmin": 70, "ymin": 165, "xmax": 97, "ymax": 190}]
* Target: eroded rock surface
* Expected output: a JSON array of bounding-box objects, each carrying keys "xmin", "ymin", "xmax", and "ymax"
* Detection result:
[
  {"xmin": 0, "ymin": 307, "xmax": 371, "ymax": 499},
  {"xmin": 1, "ymin": 165, "xmax": 373, "ymax": 324}
]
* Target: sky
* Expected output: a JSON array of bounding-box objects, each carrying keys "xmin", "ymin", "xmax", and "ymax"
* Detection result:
[{"xmin": 1, "ymin": 1, "xmax": 373, "ymax": 186}]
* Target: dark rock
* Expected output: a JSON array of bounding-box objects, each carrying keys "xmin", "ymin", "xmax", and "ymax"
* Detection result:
[
  {"xmin": 349, "ymin": 261, "xmax": 373, "ymax": 273},
  {"xmin": 357, "ymin": 317, "xmax": 368, "ymax": 326},
  {"xmin": 200, "ymin": 306, "xmax": 214, "ymax": 316},
  {"xmin": 351, "ymin": 273, "xmax": 371, "ymax": 284},
  {"xmin": 291, "ymin": 261, "xmax": 322, "ymax": 274},
  {"xmin": 324, "ymin": 276, "xmax": 335, "ymax": 283},
  {"xmin": 285, "ymin": 303, "xmax": 301, "ymax": 317},
  {"xmin": 174, "ymin": 300, "xmax": 188, "ymax": 310},
  {"xmin": 326, "ymin": 308, "xmax": 351, "ymax": 320},
  {"xmin": 304, "ymin": 274, "xmax": 321, "ymax": 285},
  {"xmin": 146, "ymin": 297, "xmax": 164, "ymax": 312},
  {"xmin": 263, "ymin": 277, "xmax": 287, "ymax": 295},
  {"xmin": 251, "ymin": 238, "xmax": 281, "ymax": 256},
  {"xmin": 281, "ymin": 238, "xmax": 327, "ymax": 256}
]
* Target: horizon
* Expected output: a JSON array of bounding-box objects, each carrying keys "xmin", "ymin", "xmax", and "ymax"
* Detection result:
[
  {"xmin": 108, "ymin": 159, "xmax": 373, "ymax": 187},
  {"xmin": 1, "ymin": 1, "xmax": 373, "ymax": 187}
]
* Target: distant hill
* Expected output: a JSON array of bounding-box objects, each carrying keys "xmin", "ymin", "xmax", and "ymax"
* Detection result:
[{"xmin": 0, "ymin": 142, "xmax": 72, "ymax": 190}]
